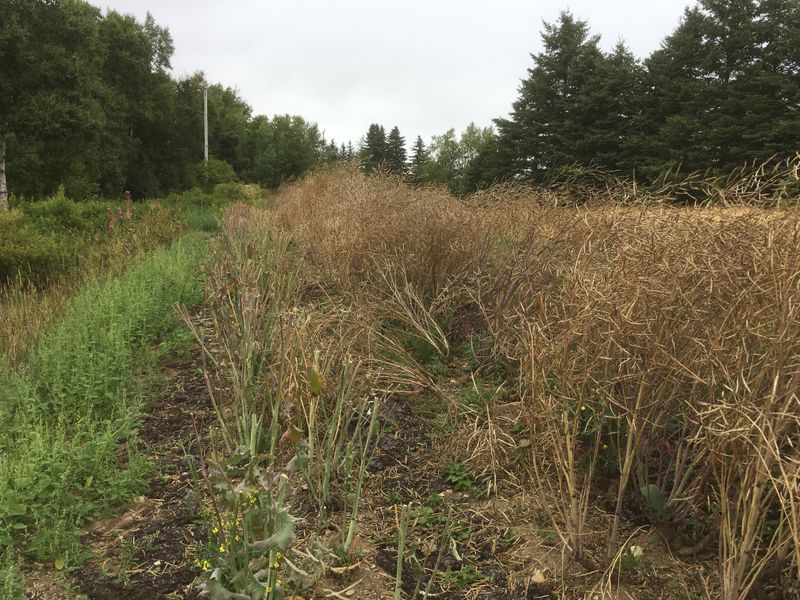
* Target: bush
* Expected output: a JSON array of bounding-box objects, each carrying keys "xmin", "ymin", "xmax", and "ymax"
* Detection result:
[
  {"xmin": 17, "ymin": 186, "xmax": 115, "ymax": 234},
  {"xmin": 0, "ymin": 211, "xmax": 70, "ymax": 285},
  {"xmin": 213, "ymin": 181, "xmax": 263, "ymax": 202},
  {"xmin": 184, "ymin": 206, "xmax": 221, "ymax": 232},
  {"xmin": 194, "ymin": 157, "xmax": 237, "ymax": 190}
]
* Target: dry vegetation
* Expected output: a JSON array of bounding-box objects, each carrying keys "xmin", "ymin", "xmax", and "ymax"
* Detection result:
[{"xmin": 189, "ymin": 165, "xmax": 799, "ymax": 600}]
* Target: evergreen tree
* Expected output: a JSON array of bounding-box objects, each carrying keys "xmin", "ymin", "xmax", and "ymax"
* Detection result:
[
  {"xmin": 385, "ymin": 126, "xmax": 408, "ymax": 175},
  {"xmin": 644, "ymin": 0, "xmax": 800, "ymax": 175},
  {"xmin": 495, "ymin": 12, "xmax": 607, "ymax": 180},
  {"xmin": 360, "ymin": 124, "xmax": 387, "ymax": 173},
  {"xmin": 410, "ymin": 136, "xmax": 429, "ymax": 184},
  {"xmin": 464, "ymin": 132, "xmax": 513, "ymax": 191},
  {"xmin": 580, "ymin": 42, "xmax": 647, "ymax": 174},
  {"xmin": 323, "ymin": 139, "xmax": 340, "ymax": 163}
]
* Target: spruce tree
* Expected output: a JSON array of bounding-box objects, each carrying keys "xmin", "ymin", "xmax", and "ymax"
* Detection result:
[
  {"xmin": 495, "ymin": 12, "xmax": 606, "ymax": 180},
  {"xmin": 644, "ymin": 0, "xmax": 800, "ymax": 175},
  {"xmin": 360, "ymin": 124, "xmax": 387, "ymax": 173},
  {"xmin": 386, "ymin": 126, "xmax": 408, "ymax": 175},
  {"xmin": 410, "ymin": 136, "xmax": 429, "ymax": 184}
]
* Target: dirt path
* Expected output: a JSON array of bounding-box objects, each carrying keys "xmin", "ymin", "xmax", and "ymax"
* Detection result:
[{"xmin": 69, "ymin": 346, "xmax": 214, "ymax": 600}]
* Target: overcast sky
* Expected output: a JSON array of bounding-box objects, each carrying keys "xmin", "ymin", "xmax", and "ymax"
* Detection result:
[{"xmin": 90, "ymin": 0, "xmax": 693, "ymax": 146}]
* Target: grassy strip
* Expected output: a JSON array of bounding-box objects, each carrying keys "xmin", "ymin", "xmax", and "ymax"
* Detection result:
[{"xmin": 0, "ymin": 234, "xmax": 207, "ymax": 582}]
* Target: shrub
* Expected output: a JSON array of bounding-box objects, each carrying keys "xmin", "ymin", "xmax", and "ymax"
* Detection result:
[
  {"xmin": 213, "ymin": 182, "xmax": 263, "ymax": 202},
  {"xmin": 20, "ymin": 188, "xmax": 111, "ymax": 234},
  {"xmin": 0, "ymin": 211, "xmax": 70, "ymax": 285},
  {"xmin": 194, "ymin": 157, "xmax": 237, "ymax": 190}
]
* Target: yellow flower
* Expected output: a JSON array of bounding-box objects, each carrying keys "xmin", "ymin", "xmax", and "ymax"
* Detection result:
[
  {"xmin": 276, "ymin": 579, "xmax": 283, "ymax": 586},
  {"xmin": 276, "ymin": 552, "xmax": 283, "ymax": 559},
  {"xmin": 219, "ymin": 544, "xmax": 226, "ymax": 553},
  {"xmin": 235, "ymin": 535, "xmax": 240, "ymax": 541},
  {"xmin": 202, "ymin": 560, "xmax": 212, "ymax": 570},
  {"xmin": 212, "ymin": 526, "xmax": 219, "ymax": 534},
  {"xmin": 273, "ymin": 562, "xmax": 280, "ymax": 568},
  {"xmin": 580, "ymin": 405, "xmax": 587, "ymax": 411}
]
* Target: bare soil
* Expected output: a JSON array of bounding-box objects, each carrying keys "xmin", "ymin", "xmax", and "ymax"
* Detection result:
[{"xmin": 68, "ymin": 348, "xmax": 215, "ymax": 600}]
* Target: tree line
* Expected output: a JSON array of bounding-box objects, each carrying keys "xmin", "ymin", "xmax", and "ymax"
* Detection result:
[
  {"xmin": 0, "ymin": 0, "xmax": 323, "ymax": 207},
  {"xmin": 347, "ymin": 0, "xmax": 800, "ymax": 194},
  {"xmin": 2, "ymin": 0, "xmax": 798, "ymax": 207}
]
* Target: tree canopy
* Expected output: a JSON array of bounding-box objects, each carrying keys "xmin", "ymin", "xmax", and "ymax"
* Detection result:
[
  {"xmin": 0, "ymin": 0, "xmax": 324, "ymax": 203},
  {"xmin": 3, "ymin": 0, "xmax": 798, "ymax": 204},
  {"xmin": 490, "ymin": 3, "xmax": 800, "ymax": 185}
]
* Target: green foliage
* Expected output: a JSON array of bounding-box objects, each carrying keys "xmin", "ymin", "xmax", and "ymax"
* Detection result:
[
  {"xmin": 385, "ymin": 126, "xmax": 407, "ymax": 175},
  {"xmin": 214, "ymin": 182, "xmax": 263, "ymax": 203},
  {"xmin": 0, "ymin": 235, "xmax": 206, "ymax": 565},
  {"xmin": 162, "ymin": 188, "xmax": 216, "ymax": 209},
  {"xmin": 360, "ymin": 124, "xmax": 387, "ymax": 173},
  {"xmin": 495, "ymin": 12, "xmax": 642, "ymax": 180},
  {"xmin": 162, "ymin": 182, "xmax": 262, "ymax": 228},
  {"xmin": 0, "ymin": 550, "xmax": 24, "ymax": 600},
  {"xmin": 184, "ymin": 207, "xmax": 221, "ymax": 232},
  {"xmin": 196, "ymin": 158, "xmax": 238, "ymax": 190},
  {"xmin": 21, "ymin": 194, "xmax": 111, "ymax": 234},
  {"xmin": 443, "ymin": 463, "xmax": 478, "ymax": 494},
  {"xmin": 1, "ymin": 6, "xmax": 320, "ymax": 202},
  {"xmin": 492, "ymin": 4, "xmax": 800, "ymax": 184},
  {"xmin": 0, "ymin": 210, "xmax": 70, "ymax": 285},
  {"xmin": 195, "ymin": 466, "xmax": 295, "ymax": 600},
  {"xmin": 457, "ymin": 377, "xmax": 505, "ymax": 412},
  {"xmin": 415, "ymin": 123, "xmax": 496, "ymax": 195},
  {"xmin": 642, "ymin": 0, "xmax": 800, "ymax": 176},
  {"xmin": 640, "ymin": 484, "xmax": 669, "ymax": 522},
  {"xmin": 403, "ymin": 333, "xmax": 439, "ymax": 367},
  {"xmin": 243, "ymin": 115, "xmax": 324, "ymax": 189},
  {"xmin": 409, "ymin": 136, "xmax": 428, "ymax": 185},
  {"xmin": 442, "ymin": 564, "xmax": 488, "ymax": 588}
]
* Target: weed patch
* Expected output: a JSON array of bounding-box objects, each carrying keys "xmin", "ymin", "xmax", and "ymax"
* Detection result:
[{"xmin": 0, "ymin": 235, "xmax": 206, "ymax": 568}]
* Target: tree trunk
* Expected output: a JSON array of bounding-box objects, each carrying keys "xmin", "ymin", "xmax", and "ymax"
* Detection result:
[{"xmin": 0, "ymin": 133, "xmax": 7, "ymax": 211}]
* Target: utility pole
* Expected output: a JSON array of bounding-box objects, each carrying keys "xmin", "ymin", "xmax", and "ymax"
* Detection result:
[
  {"xmin": 0, "ymin": 133, "xmax": 7, "ymax": 211},
  {"xmin": 203, "ymin": 85, "xmax": 209, "ymax": 189}
]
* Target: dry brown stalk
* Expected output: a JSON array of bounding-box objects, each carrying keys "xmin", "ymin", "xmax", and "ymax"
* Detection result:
[{"xmin": 268, "ymin": 165, "xmax": 800, "ymax": 597}]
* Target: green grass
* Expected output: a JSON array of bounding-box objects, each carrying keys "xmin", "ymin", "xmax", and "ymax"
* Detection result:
[
  {"xmin": 183, "ymin": 206, "xmax": 221, "ymax": 232},
  {"xmin": 0, "ymin": 234, "xmax": 206, "ymax": 574},
  {"xmin": 457, "ymin": 377, "xmax": 506, "ymax": 413}
]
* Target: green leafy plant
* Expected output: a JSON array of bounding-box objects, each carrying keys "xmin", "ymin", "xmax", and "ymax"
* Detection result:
[
  {"xmin": 443, "ymin": 463, "xmax": 478, "ymax": 494},
  {"xmin": 0, "ymin": 235, "xmax": 205, "ymax": 566},
  {"xmin": 442, "ymin": 564, "xmax": 488, "ymax": 588},
  {"xmin": 195, "ymin": 463, "xmax": 296, "ymax": 600}
]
